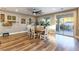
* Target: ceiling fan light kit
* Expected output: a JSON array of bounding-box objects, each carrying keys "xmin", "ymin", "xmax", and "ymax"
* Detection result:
[{"xmin": 32, "ymin": 8, "xmax": 42, "ymax": 16}]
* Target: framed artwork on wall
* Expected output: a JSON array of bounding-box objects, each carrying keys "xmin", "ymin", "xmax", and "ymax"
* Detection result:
[
  {"xmin": 2, "ymin": 21, "xmax": 12, "ymax": 26},
  {"xmin": 21, "ymin": 18, "xmax": 26, "ymax": 24},
  {"xmin": 7, "ymin": 15, "xmax": 16, "ymax": 23},
  {"xmin": 9, "ymin": 20, "xmax": 16, "ymax": 23},
  {"xmin": 29, "ymin": 18, "xmax": 31, "ymax": 24},
  {"xmin": 12, "ymin": 16, "xmax": 16, "ymax": 20},
  {"xmin": 7, "ymin": 15, "xmax": 11, "ymax": 20},
  {"xmin": 0, "ymin": 14, "xmax": 5, "ymax": 22},
  {"xmin": 7, "ymin": 15, "xmax": 16, "ymax": 20}
]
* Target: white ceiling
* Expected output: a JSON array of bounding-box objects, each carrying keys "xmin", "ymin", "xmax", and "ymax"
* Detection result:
[{"xmin": 0, "ymin": 7, "xmax": 76, "ymax": 16}]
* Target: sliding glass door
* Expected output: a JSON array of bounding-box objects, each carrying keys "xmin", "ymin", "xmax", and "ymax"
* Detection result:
[
  {"xmin": 56, "ymin": 13, "xmax": 74, "ymax": 36},
  {"xmin": 56, "ymin": 17, "xmax": 64, "ymax": 34},
  {"xmin": 63, "ymin": 17, "xmax": 74, "ymax": 36}
]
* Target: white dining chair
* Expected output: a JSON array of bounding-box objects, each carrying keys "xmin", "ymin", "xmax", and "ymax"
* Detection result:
[
  {"xmin": 31, "ymin": 26, "xmax": 38, "ymax": 39},
  {"xmin": 26, "ymin": 25, "xmax": 32, "ymax": 37},
  {"xmin": 40, "ymin": 26, "xmax": 48, "ymax": 40}
]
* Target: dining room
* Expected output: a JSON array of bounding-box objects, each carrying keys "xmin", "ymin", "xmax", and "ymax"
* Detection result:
[
  {"xmin": 0, "ymin": 7, "xmax": 78, "ymax": 51},
  {"xmin": 0, "ymin": 7, "xmax": 56, "ymax": 51}
]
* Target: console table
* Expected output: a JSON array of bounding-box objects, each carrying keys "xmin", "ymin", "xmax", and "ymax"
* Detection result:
[{"xmin": 3, "ymin": 32, "xmax": 9, "ymax": 37}]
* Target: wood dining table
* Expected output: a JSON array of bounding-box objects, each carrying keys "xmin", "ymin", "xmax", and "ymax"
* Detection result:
[
  {"xmin": 35, "ymin": 28, "xmax": 45, "ymax": 38},
  {"xmin": 35, "ymin": 28, "xmax": 45, "ymax": 34}
]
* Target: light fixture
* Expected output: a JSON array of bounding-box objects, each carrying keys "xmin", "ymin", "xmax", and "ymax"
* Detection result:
[
  {"xmin": 32, "ymin": 8, "xmax": 41, "ymax": 16},
  {"xmin": 52, "ymin": 8, "xmax": 57, "ymax": 10},
  {"xmin": 60, "ymin": 8, "xmax": 64, "ymax": 11},
  {"xmin": 15, "ymin": 9, "xmax": 18, "ymax": 12},
  {"xmin": 33, "ymin": 13, "xmax": 36, "ymax": 15}
]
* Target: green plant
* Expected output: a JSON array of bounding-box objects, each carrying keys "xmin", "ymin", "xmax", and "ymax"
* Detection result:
[{"xmin": 40, "ymin": 18, "xmax": 50, "ymax": 28}]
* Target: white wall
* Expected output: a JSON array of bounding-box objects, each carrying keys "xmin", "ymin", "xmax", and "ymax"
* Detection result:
[{"xmin": 0, "ymin": 10, "xmax": 35, "ymax": 35}]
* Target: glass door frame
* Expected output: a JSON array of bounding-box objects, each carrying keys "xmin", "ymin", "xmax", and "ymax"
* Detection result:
[{"xmin": 55, "ymin": 10, "xmax": 77, "ymax": 37}]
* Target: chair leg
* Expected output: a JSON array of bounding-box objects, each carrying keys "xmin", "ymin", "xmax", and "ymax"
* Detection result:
[
  {"xmin": 39, "ymin": 34, "xmax": 41, "ymax": 39},
  {"xmin": 34, "ymin": 35, "xmax": 35, "ymax": 39},
  {"xmin": 40, "ymin": 35, "xmax": 44, "ymax": 40},
  {"xmin": 34, "ymin": 34, "xmax": 37, "ymax": 39}
]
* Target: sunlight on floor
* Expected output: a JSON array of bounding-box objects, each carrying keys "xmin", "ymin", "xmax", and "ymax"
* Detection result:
[{"xmin": 56, "ymin": 34, "xmax": 76, "ymax": 51}]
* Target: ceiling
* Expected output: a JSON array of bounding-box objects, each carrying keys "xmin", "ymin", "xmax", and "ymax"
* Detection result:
[{"xmin": 0, "ymin": 7, "xmax": 76, "ymax": 16}]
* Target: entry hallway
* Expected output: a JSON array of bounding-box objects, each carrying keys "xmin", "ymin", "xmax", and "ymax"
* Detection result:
[{"xmin": 55, "ymin": 34, "xmax": 79, "ymax": 51}]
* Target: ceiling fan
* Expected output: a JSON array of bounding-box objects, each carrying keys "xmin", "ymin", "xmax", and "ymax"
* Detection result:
[{"xmin": 32, "ymin": 8, "xmax": 42, "ymax": 15}]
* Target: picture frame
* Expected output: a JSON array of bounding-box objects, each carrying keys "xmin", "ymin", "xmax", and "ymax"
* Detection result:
[
  {"xmin": 0, "ymin": 14, "xmax": 5, "ymax": 22},
  {"xmin": 12, "ymin": 16, "xmax": 16, "ymax": 20},
  {"xmin": 21, "ymin": 18, "xmax": 26, "ymax": 24},
  {"xmin": 7, "ymin": 15, "xmax": 11, "ymax": 20},
  {"xmin": 29, "ymin": 18, "xmax": 31, "ymax": 24},
  {"xmin": 2, "ymin": 21, "xmax": 12, "ymax": 26}
]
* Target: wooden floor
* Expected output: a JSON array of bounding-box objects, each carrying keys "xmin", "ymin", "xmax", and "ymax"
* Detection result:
[
  {"xmin": 55, "ymin": 34, "xmax": 79, "ymax": 51},
  {"xmin": 0, "ymin": 33, "xmax": 56, "ymax": 51}
]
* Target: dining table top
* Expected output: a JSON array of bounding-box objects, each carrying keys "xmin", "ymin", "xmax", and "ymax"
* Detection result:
[{"xmin": 35, "ymin": 28, "xmax": 45, "ymax": 34}]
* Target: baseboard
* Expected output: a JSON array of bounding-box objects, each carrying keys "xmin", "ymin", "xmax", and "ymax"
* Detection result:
[
  {"xmin": 75, "ymin": 36, "xmax": 79, "ymax": 39},
  {"xmin": 10, "ymin": 31, "xmax": 27, "ymax": 35},
  {"xmin": 0, "ymin": 35, "xmax": 2, "ymax": 36},
  {"xmin": 0, "ymin": 31, "xmax": 27, "ymax": 37}
]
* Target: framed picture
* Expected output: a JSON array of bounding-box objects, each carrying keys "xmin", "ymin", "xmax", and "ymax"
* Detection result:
[
  {"xmin": 12, "ymin": 16, "xmax": 16, "ymax": 20},
  {"xmin": 2, "ymin": 21, "xmax": 12, "ymax": 26},
  {"xmin": 9, "ymin": 20, "xmax": 16, "ymax": 23},
  {"xmin": 29, "ymin": 18, "xmax": 31, "ymax": 24},
  {"xmin": 0, "ymin": 14, "xmax": 5, "ymax": 22},
  {"xmin": 7, "ymin": 15, "xmax": 11, "ymax": 20},
  {"xmin": 21, "ymin": 18, "xmax": 26, "ymax": 24}
]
